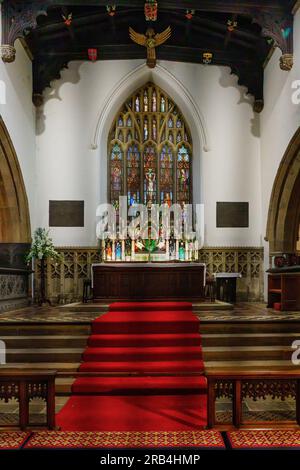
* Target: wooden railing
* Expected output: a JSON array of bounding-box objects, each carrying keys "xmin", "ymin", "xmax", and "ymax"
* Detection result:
[
  {"xmin": 206, "ymin": 370, "xmax": 300, "ymax": 429},
  {"xmin": 0, "ymin": 370, "xmax": 56, "ymax": 430}
]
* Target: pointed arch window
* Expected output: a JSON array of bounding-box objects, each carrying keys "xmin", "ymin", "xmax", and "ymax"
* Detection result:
[{"xmin": 108, "ymin": 83, "xmax": 192, "ymax": 210}]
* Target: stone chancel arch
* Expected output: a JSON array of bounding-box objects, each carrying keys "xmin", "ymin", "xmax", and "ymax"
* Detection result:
[
  {"xmin": 266, "ymin": 127, "xmax": 300, "ymax": 254},
  {"xmin": 0, "ymin": 116, "xmax": 31, "ymax": 243}
]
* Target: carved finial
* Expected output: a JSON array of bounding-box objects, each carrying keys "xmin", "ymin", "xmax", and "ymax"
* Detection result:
[
  {"xmin": 1, "ymin": 45, "xmax": 16, "ymax": 63},
  {"xmin": 253, "ymin": 99, "xmax": 264, "ymax": 113},
  {"xmin": 32, "ymin": 93, "xmax": 44, "ymax": 107},
  {"xmin": 280, "ymin": 53, "xmax": 293, "ymax": 71}
]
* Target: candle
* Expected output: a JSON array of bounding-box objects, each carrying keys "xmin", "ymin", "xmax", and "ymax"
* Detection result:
[
  {"xmin": 194, "ymin": 240, "xmax": 199, "ymax": 260},
  {"xmin": 121, "ymin": 240, "xmax": 125, "ymax": 261},
  {"xmin": 166, "ymin": 240, "xmax": 170, "ymax": 261},
  {"xmin": 102, "ymin": 239, "xmax": 106, "ymax": 261}
]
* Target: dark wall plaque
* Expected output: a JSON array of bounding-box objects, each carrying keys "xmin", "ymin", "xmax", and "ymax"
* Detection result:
[
  {"xmin": 217, "ymin": 202, "xmax": 249, "ymax": 228},
  {"xmin": 49, "ymin": 201, "xmax": 84, "ymax": 227}
]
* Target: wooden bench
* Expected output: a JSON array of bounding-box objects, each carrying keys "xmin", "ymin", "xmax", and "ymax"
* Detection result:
[
  {"xmin": 206, "ymin": 370, "xmax": 300, "ymax": 429},
  {"xmin": 0, "ymin": 370, "xmax": 56, "ymax": 430}
]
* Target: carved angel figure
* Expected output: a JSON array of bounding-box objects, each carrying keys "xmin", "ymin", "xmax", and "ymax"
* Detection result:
[{"xmin": 129, "ymin": 26, "xmax": 171, "ymax": 68}]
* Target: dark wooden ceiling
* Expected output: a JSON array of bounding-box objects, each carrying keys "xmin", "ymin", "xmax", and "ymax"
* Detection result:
[{"xmin": 1, "ymin": 1, "xmax": 297, "ymax": 111}]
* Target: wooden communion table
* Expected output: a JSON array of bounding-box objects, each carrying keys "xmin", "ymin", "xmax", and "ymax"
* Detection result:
[{"xmin": 92, "ymin": 262, "xmax": 206, "ymax": 302}]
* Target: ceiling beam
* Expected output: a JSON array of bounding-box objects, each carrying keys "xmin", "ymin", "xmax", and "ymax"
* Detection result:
[
  {"xmin": 35, "ymin": 1, "xmax": 294, "ymax": 13},
  {"xmin": 35, "ymin": 43, "xmax": 256, "ymax": 63}
]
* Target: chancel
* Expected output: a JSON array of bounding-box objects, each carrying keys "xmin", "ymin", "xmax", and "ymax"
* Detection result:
[{"xmin": 1, "ymin": 0, "xmax": 300, "ymax": 457}]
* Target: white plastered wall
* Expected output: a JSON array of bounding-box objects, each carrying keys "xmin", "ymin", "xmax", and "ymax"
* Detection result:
[{"xmin": 36, "ymin": 59, "xmax": 261, "ymax": 248}]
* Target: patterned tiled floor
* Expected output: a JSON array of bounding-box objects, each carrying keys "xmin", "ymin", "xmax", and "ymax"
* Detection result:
[
  {"xmin": 1, "ymin": 302, "xmax": 300, "ymax": 323},
  {"xmin": 0, "ymin": 306, "xmax": 100, "ymax": 323}
]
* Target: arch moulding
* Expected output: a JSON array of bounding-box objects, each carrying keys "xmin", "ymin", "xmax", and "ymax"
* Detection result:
[
  {"xmin": 266, "ymin": 127, "xmax": 300, "ymax": 254},
  {"xmin": 0, "ymin": 116, "xmax": 31, "ymax": 243},
  {"xmin": 91, "ymin": 63, "xmax": 211, "ymax": 154}
]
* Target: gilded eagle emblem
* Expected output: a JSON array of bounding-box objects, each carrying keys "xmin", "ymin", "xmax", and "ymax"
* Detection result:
[{"xmin": 129, "ymin": 26, "xmax": 172, "ymax": 68}]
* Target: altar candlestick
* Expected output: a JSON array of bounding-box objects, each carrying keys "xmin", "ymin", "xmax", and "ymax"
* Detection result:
[
  {"xmin": 185, "ymin": 241, "xmax": 189, "ymax": 261},
  {"xmin": 131, "ymin": 240, "xmax": 135, "ymax": 260},
  {"xmin": 194, "ymin": 240, "xmax": 199, "ymax": 260},
  {"xmin": 112, "ymin": 241, "xmax": 116, "ymax": 261},
  {"xmin": 166, "ymin": 240, "xmax": 170, "ymax": 261},
  {"xmin": 102, "ymin": 239, "xmax": 106, "ymax": 261},
  {"xmin": 121, "ymin": 240, "xmax": 125, "ymax": 261},
  {"xmin": 175, "ymin": 240, "xmax": 179, "ymax": 260}
]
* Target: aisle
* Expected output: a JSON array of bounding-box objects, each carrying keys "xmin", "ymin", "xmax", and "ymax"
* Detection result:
[{"xmin": 57, "ymin": 302, "xmax": 207, "ymax": 431}]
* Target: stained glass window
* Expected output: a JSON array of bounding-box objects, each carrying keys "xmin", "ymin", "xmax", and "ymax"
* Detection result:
[
  {"xmin": 135, "ymin": 96, "xmax": 140, "ymax": 112},
  {"xmin": 108, "ymin": 83, "xmax": 192, "ymax": 210},
  {"xmin": 144, "ymin": 118, "xmax": 148, "ymax": 141},
  {"xmin": 110, "ymin": 143, "xmax": 123, "ymax": 211},
  {"xmin": 152, "ymin": 118, "xmax": 157, "ymax": 141},
  {"xmin": 160, "ymin": 145, "xmax": 173, "ymax": 205},
  {"xmin": 144, "ymin": 90, "xmax": 148, "ymax": 112},
  {"xmin": 127, "ymin": 145, "xmax": 140, "ymax": 207},
  {"xmin": 177, "ymin": 145, "xmax": 190, "ymax": 207},
  {"xmin": 152, "ymin": 90, "xmax": 157, "ymax": 112},
  {"xmin": 143, "ymin": 146, "xmax": 157, "ymax": 207}
]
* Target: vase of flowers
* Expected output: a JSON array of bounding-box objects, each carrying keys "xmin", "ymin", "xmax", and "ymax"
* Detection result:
[{"xmin": 26, "ymin": 228, "xmax": 61, "ymax": 306}]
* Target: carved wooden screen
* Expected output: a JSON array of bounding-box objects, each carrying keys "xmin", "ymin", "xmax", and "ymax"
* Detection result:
[{"xmin": 108, "ymin": 82, "xmax": 192, "ymax": 211}]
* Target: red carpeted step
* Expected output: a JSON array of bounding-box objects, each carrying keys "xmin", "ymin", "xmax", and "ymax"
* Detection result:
[
  {"xmin": 72, "ymin": 375, "xmax": 207, "ymax": 395},
  {"xmin": 56, "ymin": 301, "xmax": 206, "ymax": 431},
  {"xmin": 88, "ymin": 333, "xmax": 201, "ymax": 348},
  {"xmin": 92, "ymin": 311, "xmax": 199, "ymax": 335},
  {"xmin": 79, "ymin": 359, "xmax": 204, "ymax": 374},
  {"xmin": 109, "ymin": 302, "xmax": 193, "ymax": 311},
  {"xmin": 82, "ymin": 346, "xmax": 202, "ymax": 362}
]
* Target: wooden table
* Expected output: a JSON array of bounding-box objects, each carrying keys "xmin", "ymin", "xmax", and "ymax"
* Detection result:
[
  {"xmin": 206, "ymin": 370, "xmax": 300, "ymax": 429},
  {"xmin": 92, "ymin": 262, "xmax": 206, "ymax": 301},
  {"xmin": 214, "ymin": 272, "xmax": 242, "ymax": 303}
]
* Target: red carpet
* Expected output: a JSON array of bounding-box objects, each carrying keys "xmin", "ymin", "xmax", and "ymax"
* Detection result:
[
  {"xmin": 109, "ymin": 302, "xmax": 194, "ymax": 311},
  {"xmin": 57, "ymin": 301, "xmax": 206, "ymax": 431}
]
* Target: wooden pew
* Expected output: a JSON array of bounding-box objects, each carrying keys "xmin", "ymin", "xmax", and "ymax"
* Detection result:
[
  {"xmin": 0, "ymin": 370, "xmax": 56, "ymax": 430},
  {"xmin": 206, "ymin": 370, "xmax": 300, "ymax": 430}
]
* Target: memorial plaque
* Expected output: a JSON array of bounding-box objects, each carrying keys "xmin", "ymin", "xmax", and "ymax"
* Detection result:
[
  {"xmin": 49, "ymin": 201, "xmax": 84, "ymax": 227},
  {"xmin": 217, "ymin": 202, "xmax": 249, "ymax": 228}
]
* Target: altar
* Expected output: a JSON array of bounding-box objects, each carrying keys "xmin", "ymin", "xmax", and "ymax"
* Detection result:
[{"xmin": 92, "ymin": 262, "xmax": 206, "ymax": 302}]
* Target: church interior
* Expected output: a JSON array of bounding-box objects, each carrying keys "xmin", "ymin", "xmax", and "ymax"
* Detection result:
[{"xmin": 1, "ymin": 0, "xmax": 300, "ymax": 455}]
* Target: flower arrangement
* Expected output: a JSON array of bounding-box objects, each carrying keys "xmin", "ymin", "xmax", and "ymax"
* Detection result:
[
  {"xmin": 26, "ymin": 228, "xmax": 61, "ymax": 263},
  {"xmin": 26, "ymin": 228, "xmax": 61, "ymax": 305},
  {"xmin": 142, "ymin": 238, "xmax": 158, "ymax": 254}
]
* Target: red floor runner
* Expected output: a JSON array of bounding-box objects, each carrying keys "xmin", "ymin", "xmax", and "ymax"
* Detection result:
[
  {"xmin": 57, "ymin": 301, "xmax": 206, "ymax": 431},
  {"xmin": 57, "ymin": 394, "xmax": 207, "ymax": 431},
  {"xmin": 109, "ymin": 302, "xmax": 194, "ymax": 311}
]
